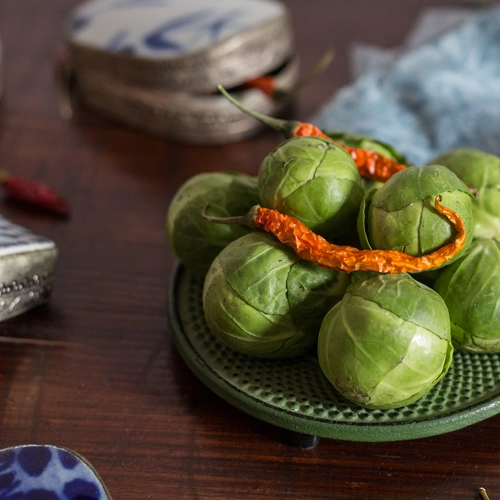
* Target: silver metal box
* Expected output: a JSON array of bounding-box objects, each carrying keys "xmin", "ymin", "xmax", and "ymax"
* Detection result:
[
  {"xmin": 65, "ymin": 0, "xmax": 298, "ymax": 143},
  {"xmin": 0, "ymin": 216, "xmax": 58, "ymax": 321}
]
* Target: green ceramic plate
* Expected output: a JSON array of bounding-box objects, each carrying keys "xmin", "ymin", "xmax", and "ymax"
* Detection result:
[{"xmin": 167, "ymin": 264, "xmax": 500, "ymax": 442}]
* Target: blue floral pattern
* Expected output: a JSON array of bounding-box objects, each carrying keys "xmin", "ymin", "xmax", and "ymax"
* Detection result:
[
  {"xmin": 0, "ymin": 445, "xmax": 110, "ymax": 500},
  {"xmin": 313, "ymin": 4, "xmax": 500, "ymax": 166},
  {"xmin": 0, "ymin": 215, "xmax": 54, "ymax": 257},
  {"xmin": 69, "ymin": 0, "xmax": 284, "ymax": 58}
]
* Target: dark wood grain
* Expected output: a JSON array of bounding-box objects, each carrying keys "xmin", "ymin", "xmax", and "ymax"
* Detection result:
[{"xmin": 0, "ymin": 1, "xmax": 497, "ymax": 499}]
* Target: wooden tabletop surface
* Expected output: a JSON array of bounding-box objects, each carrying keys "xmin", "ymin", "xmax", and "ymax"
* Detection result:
[{"xmin": 0, "ymin": 1, "xmax": 498, "ymax": 499}]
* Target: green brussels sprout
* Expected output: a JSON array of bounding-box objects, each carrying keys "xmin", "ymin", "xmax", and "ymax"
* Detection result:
[
  {"xmin": 258, "ymin": 136, "xmax": 364, "ymax": 241},
  {"xmin": 431, "ymin": 148, "xmax": 500, "ymax": 239},
  {"xmin": 167, "ymin": 172, "xmax": 260, "ymax": 277},
  {"xmin": 433, "ymin": 238, "xmax": 500, "ymax": 353},
  {"xmin": 360, "ymin": 164, "xmax": 474, "ymax": 268},
  {"xmin": 318, "ymin": 273, "xmax": 453, "ymax": 409},
  {"xmin": 203, "ymin": 231, "xmax": 350, "ymax": 359}
]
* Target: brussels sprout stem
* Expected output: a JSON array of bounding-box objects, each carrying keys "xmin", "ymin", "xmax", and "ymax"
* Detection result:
[{"xmin": 201, "ymin": 204, "xmax": 259, "ymax": 229}]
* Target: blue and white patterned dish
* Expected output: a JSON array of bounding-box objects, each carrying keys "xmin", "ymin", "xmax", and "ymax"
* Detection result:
[
  {"xmin": 69, "ymin": 0, "xmax": 286, "ymax": 59},
  {"xmin": 0, "ymin": 445, "xmax": 111, "ymax": 499}
]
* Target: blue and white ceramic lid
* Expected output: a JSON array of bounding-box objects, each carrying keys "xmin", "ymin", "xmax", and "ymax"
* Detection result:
[
  {"xmin": 0, "ymin": 214, "xmax": 55, "ymax": 257},
  {"xmin": 66, "ymin": 0, "xmax": 294, "ymax": 92},
  {"xmin": 70, "ymin": 0, "xmax": 286, "ymax": 59}
]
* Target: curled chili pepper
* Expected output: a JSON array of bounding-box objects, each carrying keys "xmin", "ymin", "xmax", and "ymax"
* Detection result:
[
  {"xmin": 343, "ymin": 146, "xmax": 407, "ymax": 183},
  {"xmin": 0, "ymin": 170, "xmax": 70, "ymax": 216},
  {"xmin": 218, "ymin": 85, "xmax": 407, "ymax": 183},
  {"xmin": 203, "ymin": 195, "xmax": 466, "ymax": 274}
]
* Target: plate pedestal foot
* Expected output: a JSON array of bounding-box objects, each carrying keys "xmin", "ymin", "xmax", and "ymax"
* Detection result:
[{"xmin": 288, "ymin": 431, "xmax": 320, "ymax": 449}]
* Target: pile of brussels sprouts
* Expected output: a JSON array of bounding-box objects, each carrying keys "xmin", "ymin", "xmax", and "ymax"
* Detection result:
[{"xmin": 167, "ymin": 134, "xmax": 500, "ymax": 410}]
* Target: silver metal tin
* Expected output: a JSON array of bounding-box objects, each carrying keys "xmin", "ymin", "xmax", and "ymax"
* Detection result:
[
  {"xmin": 64, "ymin": 0, "xmax": 298, "ymax": 143},
  {"xmin": 0, "ymin": 216, "xmax": 58, "ymax": 321},
  {"xmin": 76, "ymin": 56, "xmax": 299, "ymax": 143}
]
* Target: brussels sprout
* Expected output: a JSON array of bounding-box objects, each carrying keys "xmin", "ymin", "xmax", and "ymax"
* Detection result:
[
  {"xmin": 433, "ymin": 238, "xmax": 500, "ymax": 353},
  {"xmin": 258, "ymin": 136, "xmax": 364, "ymax": 241},
  {"xmin": 318, "ymin": 273, "xmax": 453, "ymax": 409},
  {"xmin": 431, "ymin": 148, "xmax": 500, "ymax": 239},
  {"xmin": 167, "ymin": 172, "xmax": 260, "ymax": 277},
  {"xmin": 203, "ymin": 231, "xmax": 350, "ymax": 359},
  {"xmin": 361, "ymin": 164, "xmax": 474, "ymax": 268}
]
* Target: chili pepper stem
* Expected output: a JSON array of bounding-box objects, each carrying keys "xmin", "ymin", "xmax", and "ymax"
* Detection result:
[
  {"xmin": 217, "ymin": 85, "xmax": 299, "ymax": 138},
  {"xmin": 287, "ymin": 47, "xmax": 335, "ymax": 98},
  {"xmin": 479, "ymin": 487, "xmax": 490, "ymax": 500},
  {"xmin": 55, "ymin": 47, "xmax": 74, "ymax": 120},
  {"xmin": 201, "ymin": 204, "xmax": 259, "ymax": 228},
  {"xmin": 259, "ymin": 47, "xmax": 335, "ymax": 102},
  {"xmin": 0, "ymin": 169, "xmax": 10, "ymax": 184}
]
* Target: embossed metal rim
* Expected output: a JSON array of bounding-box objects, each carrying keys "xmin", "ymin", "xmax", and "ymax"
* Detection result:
[
  {"xmin": 167, "ymin": 264, "xmax": 500, "ymax": 442},
  {"xmin": 76, "ymin": 56, "xmax": 299, "ymax": 144}
]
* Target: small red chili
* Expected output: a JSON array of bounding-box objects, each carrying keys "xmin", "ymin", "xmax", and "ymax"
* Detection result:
[
  {"xmin": 0, "ymin": 170, "xmax": 70, "ymax": 216},
  {"xmin": 245, "ymin": 76, "xmax": 278, "ymax": 98}
]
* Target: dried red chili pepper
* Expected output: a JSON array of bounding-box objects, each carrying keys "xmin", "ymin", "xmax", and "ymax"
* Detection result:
[
  {"xmin": 0, "ymin": 170, "xmax": 70, "ymax": 216},
  {"xmin": 203, "ymin": 195, "xmax": 466, "ymax": 274},
  {"xmin": 346, "ymin": 146, "xmax": 407, "ymax": 183},
  {"xmin": 245, "ymin": 76, "xmax": 278, "ymax": 98},
  {"xmin": 244, "ymin": 48, "xmax": 335, "ymax": 102},
  {"xmin": 218, "ymin": 85, "xmax": 407, "ymax": 182}
]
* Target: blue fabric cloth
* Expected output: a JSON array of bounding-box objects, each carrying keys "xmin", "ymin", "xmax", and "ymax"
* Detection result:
[{"xmin": 312, "ymin": 4, "xmax": 500, "ymax": 166}]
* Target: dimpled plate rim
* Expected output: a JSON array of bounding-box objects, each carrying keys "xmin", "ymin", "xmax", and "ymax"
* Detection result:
[{"xmin": 167, "ymin": 263, "xmax": 500, "ymax": 442}]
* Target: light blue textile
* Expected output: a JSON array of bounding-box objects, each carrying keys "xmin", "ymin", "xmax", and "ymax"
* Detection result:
[{"xmin": 313, "ymin": 4, "xmax": 500, "ymax": 166}]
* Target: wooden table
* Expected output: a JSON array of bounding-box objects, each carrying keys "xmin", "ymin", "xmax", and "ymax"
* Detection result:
[{"xmin": 0, "ymin": 1, "xmax": 498, "ymax": 498}]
